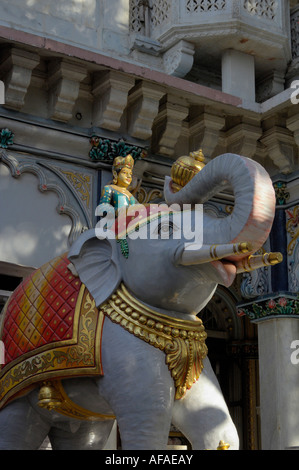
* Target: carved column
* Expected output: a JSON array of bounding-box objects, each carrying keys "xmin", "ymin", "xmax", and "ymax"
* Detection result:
[
  {"xmin": 151, "ymin": 95, "xmax": 189, "ymax": 157},
  {"xmin": 0, "ymin": 47, "xmax": 40, "ymax": 110},
  {"xmin": 47, "ymin": 60, "xmax": 87, "ymax": 122},
  {"xmin": 237, "ymin": 178, "xmax": 299, "ymax": 449},
  {"xmin": 92, "ymin": 71, "xmax": 135, "ymax": 131}
]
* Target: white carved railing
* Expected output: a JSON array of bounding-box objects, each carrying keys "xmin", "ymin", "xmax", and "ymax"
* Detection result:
[
  {"xmin": 130, "ymin": 0, "xmax": 284, "ymax": 37},
  {"xmin": 150, "ymin": 0, "xmax": 172, "ymax": 28},
  {"xmin": 291, "ymin": 6, "xmax": 299, "ymax": 59},
  {"xmin": 130, "ymin": 0, "xmax": 145, "ymax": 34},
  {"xmin": 243, "ymin": 0, "xmax": 278, "ymax": 20},
  {"xmin": 185, "ymin": 0, "xmax": 226, "ymax": 13}
]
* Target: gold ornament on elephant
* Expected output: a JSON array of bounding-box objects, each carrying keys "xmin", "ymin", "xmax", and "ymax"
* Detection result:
[
  {"xmin": 100, "ymin": 284, "xmax": 208, "ymax": 400},
  {"xmin": 170, "ymin": 149, "xmax": 205, "ymax": 193}
]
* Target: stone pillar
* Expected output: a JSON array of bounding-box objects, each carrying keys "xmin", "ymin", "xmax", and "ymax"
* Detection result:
[
  {"xmin": 237, "ymin": 174, "xmax": 299, "ymax": 449},
  {"xmin": 222, "ymin": 49, "xmax": 255, "ymax": 102},
  {"xmin": 258, "ymin": 317, "xmax": 299, "ymax": 450},
  {"xmin": 237, "ymin": 298, "xmax": 299, "ymax": 450}
]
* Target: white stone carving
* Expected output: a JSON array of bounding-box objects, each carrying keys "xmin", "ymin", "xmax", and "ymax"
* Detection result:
[
  {"xmin": 130, "ymin": 0, "xmax": 145, "ymax": 34},
  {"xmin": 151, "ymin": 0, "xmax": 172, "ymax": 29},
  {"xmin": 243, "ymin": 0, "xmax": 278, "ymax": 20},
  {"xmin": 127, "ymin": 81, "xmax": 166, "ymax": 140},
  {"xmin": 261, "ymin": 126, "xmax": 296, "ymax": 174},
  {"xmin": 0, "ymin": 48, "xmax": 40, "ymax": 111},
  {"xmin": 186, "ymin": 0, "xmax": 226, "ymax": 13},
  {"xmin": 189, "ymin": 112, "xmax": 225, "ymax": 158},
  {"xmin": 291, "ymin": 6, "xmax": 299, "ymax": 59},
  {"xmin": 226, "ymin": 121, "xmax": 262, "ymax": 158},
  {"xmin": 152, "ymin": 95, "xmax": 189, "ymax": 157},
  {"xmin": 163, "ymin": 40, "xmax": 195, "ymax": 77},
  {"xmin": 47, "ymin": 60, "xmax": 87, "ymax": 123},
  {"xmin": 92, "ymin": 71, "xmax": 135, "ymax": 131}
]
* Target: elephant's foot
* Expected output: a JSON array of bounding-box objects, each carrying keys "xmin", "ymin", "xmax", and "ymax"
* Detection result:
[
  {"xmin": 171, "ymin": 358, "xmax": 240, "ymax": 450},
  {"xmin": 48, "ymin": 420, "xmax": 115, "ymax": 450}
]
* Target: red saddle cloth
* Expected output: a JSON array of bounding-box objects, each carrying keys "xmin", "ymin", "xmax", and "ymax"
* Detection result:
[{"xmin": 0, "ymin": 253, "xmax": 104, "ymax": 410}]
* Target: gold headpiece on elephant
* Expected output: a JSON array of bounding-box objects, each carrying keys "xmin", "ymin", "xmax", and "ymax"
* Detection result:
[{"xmin": 171, "ymin": 148, "xmax": 205, "ymax": 192}]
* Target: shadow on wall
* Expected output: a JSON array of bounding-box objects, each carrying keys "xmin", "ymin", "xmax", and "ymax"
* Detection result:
[{"xmin": 0, "ymin": 164, "xmax": 72, "ymax": 268}]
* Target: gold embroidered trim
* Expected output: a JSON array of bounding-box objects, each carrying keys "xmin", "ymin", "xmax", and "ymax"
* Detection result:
[
  {"xmin": 100, "ymin": 284, "xmax": 208, "ymax": 399},
  {"xmin": 0, "ymin": 285, "xmax": 104, "ymax": 411}
]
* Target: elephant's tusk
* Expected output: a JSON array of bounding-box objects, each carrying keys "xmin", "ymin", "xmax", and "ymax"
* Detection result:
[
  {"xmin": 236, "ymin": 252, "xmax": 283, "ymax": 274},
  {"xmin": 180, "ymin": 242, "xmax": 253, "ymax": 266}
]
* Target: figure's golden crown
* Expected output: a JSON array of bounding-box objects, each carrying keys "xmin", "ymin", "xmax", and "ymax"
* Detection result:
[
  {"xmin": 113, "ymin": 154, "xmax": 134, "ymax": 172},
  {"xmin": 171, "ymin": 149, "xmax": 205, "ymax": 192}
]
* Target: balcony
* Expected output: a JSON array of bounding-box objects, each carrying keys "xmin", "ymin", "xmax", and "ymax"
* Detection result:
[{"xmin": 130, "ymin": 0, "xmax": 292, "ymax": 100}]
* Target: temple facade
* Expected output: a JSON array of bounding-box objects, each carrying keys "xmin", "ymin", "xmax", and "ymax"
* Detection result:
[{"xmin": 0, "ymin": 0, "xmax": 298, "ymax": 450}]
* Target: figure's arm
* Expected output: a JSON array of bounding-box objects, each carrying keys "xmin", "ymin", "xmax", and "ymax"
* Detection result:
[{"xmin": 99, "ymin": 185, "xmax": 113, "ymax": 205}]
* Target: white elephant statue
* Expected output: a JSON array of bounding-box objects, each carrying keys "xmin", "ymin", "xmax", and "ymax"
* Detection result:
[{"xmin": 0, "ymin": 153, "xmax": 279, "ymax": 450}]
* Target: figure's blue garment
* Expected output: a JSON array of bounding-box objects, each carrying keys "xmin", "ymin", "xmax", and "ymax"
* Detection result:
[{"xmin": 100, "ymin": 185, "xmax": 137, "ymax": 214}]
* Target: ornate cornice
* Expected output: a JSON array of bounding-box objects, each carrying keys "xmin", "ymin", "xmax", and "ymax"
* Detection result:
[{"xmin": 237, "ymin": 294, "xmax": 299, "ymax": 322}]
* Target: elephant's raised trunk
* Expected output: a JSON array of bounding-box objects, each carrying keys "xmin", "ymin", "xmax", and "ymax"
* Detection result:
[{"xmin": 164, "ymin": 153, "xmax": 276, "ymax": 257}]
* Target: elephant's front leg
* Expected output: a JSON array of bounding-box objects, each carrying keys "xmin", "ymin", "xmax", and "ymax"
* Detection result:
[
  {"xmin": 97, "ymin": 318, "xmax": 175, "ymax": 450},
  {"xmin": 171, "ymin": 357, "xmax": 239, "ymax": 450}
]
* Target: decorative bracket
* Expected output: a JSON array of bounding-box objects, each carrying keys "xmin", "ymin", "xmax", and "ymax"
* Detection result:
[
  {"xmin": 92, "ymin": 71, "xmax": 135, "ymax": 131},
  {"xmin": 260, "ymin": 126, "xmax": 295, "ymax": 174},
  {"xmin": 226, "ymin": 121, "xmax": 262, "ymax": 159},
  {"xmin": 163, "ymin": 40, "xmax": 195, "ymax": 78},
  {"xmin": 152, "ymin": 94, "xmax": 189, "ymax": 157},
  {"xmin": 189, "ymin": 112, "xmax": 225, "ymax": 158},
  {"xmin": 127, "ymin": 81, "xmax": 166, "ymax": 140},
  {"xmin": 47, "ymin": 59, "xmax": 87, "ymax": 122},
  {"xmin": 0, "ymin": 47, "xmax": 39, "ymax": 110}
]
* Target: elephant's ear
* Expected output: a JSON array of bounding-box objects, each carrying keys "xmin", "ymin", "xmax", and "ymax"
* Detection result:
[{"xmin": 68, "ymin": 229, "xmax": 121, "ymax": 307}]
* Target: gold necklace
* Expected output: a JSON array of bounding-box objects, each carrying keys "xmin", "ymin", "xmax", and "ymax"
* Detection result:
[{"xmin": 100, "ymin": 284, "xmax": 208, "ymax": 399}]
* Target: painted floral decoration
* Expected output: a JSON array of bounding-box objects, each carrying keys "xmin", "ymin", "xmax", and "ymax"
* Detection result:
[{"xmin": 0, "ymin": 128, "xmax": 14, "ymax": 149}]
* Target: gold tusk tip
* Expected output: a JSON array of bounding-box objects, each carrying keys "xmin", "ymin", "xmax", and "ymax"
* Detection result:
[
  {"xmin": 268, "ymin": 252, "xmax": 283, "ymax": 264},
  {"xmin": 217, "ymin": 440, "xmax": 230, "ymax": 450},
  {"xmin": 238, "ymin": 242, "xmax": 253, "ymax": 253}
]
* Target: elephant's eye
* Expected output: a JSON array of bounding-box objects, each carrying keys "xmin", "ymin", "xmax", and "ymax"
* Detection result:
[{"xmin": 157, "ymin": 221, "xmax": 174, "ymax": 238}]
